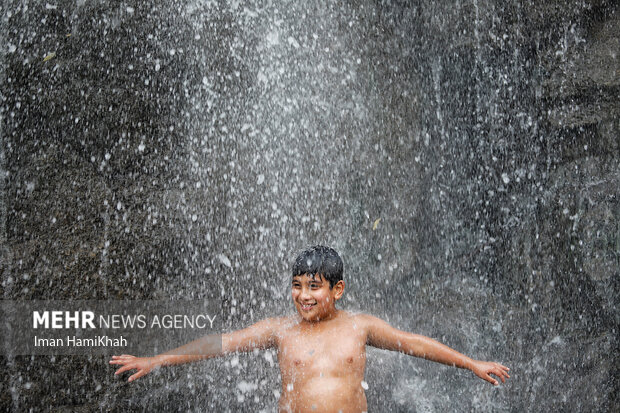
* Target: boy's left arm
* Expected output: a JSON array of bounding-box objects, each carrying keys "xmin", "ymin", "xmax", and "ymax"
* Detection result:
[{"xmin": 361, "ymin": 315, "xmax": 510, "ymax": 385}]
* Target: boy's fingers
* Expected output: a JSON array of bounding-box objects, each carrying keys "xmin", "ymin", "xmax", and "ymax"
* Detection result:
[
  {"xmin": 128, "ymin": 370, "xmax": 146, "ymax": 382},
  {"xmin": 492, "ymin": 368, "xmax": 506, "ymax": 383},
  {"xmin": 483, "ymin": 372, "xmax": 499, "ymax": 385},
  {"xmin": 114, "ymin": 364, "xmax": 135, "ymax": 375},
  {"xmin": 110, "ymin": 360, "xmax": 132, "ymax": 365}
]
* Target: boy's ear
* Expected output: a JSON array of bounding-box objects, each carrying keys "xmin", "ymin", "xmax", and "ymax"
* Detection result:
[{"xmin": 333, "ymin": 280, "xmax": 345, "ymax": 300}]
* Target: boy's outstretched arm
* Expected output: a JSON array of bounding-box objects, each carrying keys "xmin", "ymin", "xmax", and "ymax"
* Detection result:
[
  {"xmin": 361, "ymin": 315, "xmax": 510, "ymax": 385},
  {"xmin": 110, "ymin": 317, "xmax": 282, "ymax": 382}
]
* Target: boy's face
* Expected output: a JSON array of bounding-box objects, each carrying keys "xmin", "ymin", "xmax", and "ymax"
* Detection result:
[{"xmin": 291, "ymin": 274, "xmax": 344, "ymax": 322}]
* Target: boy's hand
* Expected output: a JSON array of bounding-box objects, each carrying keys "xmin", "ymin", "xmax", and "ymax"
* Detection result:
[
  {"xmin": 109, "ymin": 355, "xmax": 160, "ymax": 382},
  {"xmin": 470, "ymin": 360, "xmax": 510, "ymax": 385}
]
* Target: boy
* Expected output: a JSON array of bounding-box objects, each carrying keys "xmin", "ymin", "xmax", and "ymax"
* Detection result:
[{"xmin": 111, "ymin": 245, "xmax": 510, "ymax": 412}]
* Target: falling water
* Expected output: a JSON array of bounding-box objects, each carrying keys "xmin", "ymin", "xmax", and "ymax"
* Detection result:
[{"xmin": 1, "ymin": 0, "xmax": 618, "ymax": 411}]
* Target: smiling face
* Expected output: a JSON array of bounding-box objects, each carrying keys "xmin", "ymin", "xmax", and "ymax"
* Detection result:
[{"xmin": 291, "ymin": 273, "xmax": 344, "ymax": 322}]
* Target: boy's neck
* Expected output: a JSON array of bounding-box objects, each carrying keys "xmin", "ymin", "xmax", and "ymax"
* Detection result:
[{"xmin": 299, "ymin": 308, "xmax": 341, "ymax": 325}]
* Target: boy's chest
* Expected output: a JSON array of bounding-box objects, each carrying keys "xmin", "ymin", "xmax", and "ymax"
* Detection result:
[{"xmin": 277, "ymin": 324, "xmax": 367, "ymax": 373}]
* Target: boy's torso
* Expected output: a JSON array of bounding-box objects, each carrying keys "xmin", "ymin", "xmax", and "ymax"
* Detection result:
[{"xmin": 275, "ymin": 311, "xmax": 369, "ymax": 413}]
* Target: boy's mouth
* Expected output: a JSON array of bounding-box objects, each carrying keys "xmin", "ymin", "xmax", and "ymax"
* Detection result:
[{"xmin": 299, "ymin": 303, "xmax": 316, "ymax": 311}]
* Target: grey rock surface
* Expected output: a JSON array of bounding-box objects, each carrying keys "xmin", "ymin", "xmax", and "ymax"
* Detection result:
[{"xmin": 1, "ymin": 0, "xmax": 618, "ymax": 411}]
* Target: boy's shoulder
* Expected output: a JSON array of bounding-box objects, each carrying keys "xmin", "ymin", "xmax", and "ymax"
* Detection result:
[
  {"xmin": 340, "ymin": 311, "xmax": 383, "ymax": 326},
  {"xmin": 256, "ymin": 315, "xmax": 298, "ymax": 332},
  {"xmin": 339, "ymin": 312, "xmax": 396, "ymax": 334},
  {"xmin": 325, "ymin": 311, "xmax": 385, "ymax": 331}
]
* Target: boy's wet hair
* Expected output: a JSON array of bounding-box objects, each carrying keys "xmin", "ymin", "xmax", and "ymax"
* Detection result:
[{"xmin": 292, "ymin": 245, "xmax": 343, "ymax": 288}]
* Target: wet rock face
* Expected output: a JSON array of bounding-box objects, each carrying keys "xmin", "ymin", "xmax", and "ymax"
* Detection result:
[{"xmin": 1, "ymin": 0, "xmax": 618, "ymax": 411}]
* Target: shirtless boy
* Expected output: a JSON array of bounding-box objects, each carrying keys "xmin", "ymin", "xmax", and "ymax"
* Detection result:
[{"xmin": 111, "ymin": 245, "xmax": 510, "ymax": 412}]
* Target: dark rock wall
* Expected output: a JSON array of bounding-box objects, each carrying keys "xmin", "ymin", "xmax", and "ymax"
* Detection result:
[{"xmin": 1, "ymin": 0, "xmax": 617, "ymax": 411}]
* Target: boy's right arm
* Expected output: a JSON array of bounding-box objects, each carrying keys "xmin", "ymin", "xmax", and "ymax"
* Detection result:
[{"xmin": 109, "ymin": 317, "xmax": 281, "ymax": 382}]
